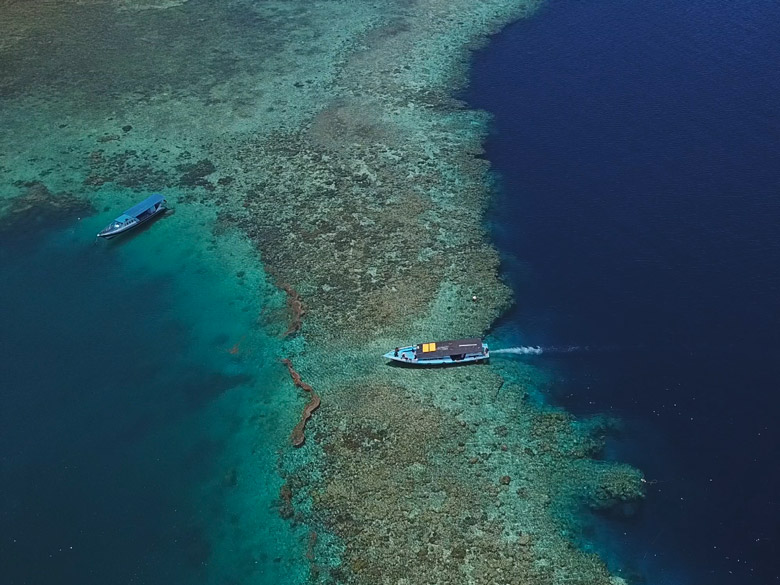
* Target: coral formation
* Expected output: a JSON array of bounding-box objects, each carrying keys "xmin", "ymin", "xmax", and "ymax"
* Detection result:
[
  {"xmin": 280, "ymin": 283, "xmax": 305, "ymax": 337},
  {"xmin": 176, "ymin": 158, "xmax": 217, "ymax": 190},
  {"xmin": 281, "ymin": 358, "xmax": 321, "ymax": 447},
  {"xmin": 0, "ymin": 0, "xmax": 647, "ymax": 581},
  {"xmin": 223, "ymin": 0, "xmax": 647, "ymax": 579},
  {"xmin": 1, "ymin": 181, "xmax": 94, "ymax": 233},
  {"xmin": 297, "ymin": 376, "xmax": 642, "ymax": 584},
  {"xmin": 279, "ymin": 483, "xmax": 294, "ymax": 520}
]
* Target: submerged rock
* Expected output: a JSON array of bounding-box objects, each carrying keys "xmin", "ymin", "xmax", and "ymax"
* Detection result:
[
  {"xmin": 176, "ymin": 158, "xmax": 216, "ymax": 188},
  {"xmin": 1, "ymin": 181, "xmax": 94, "ymax": 234}
]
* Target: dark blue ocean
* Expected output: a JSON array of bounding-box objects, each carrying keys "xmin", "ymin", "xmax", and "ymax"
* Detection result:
[
  {"xmin": 0, "ymin": 222, "xmax": 211, "ymax": 583},
  {"xmin": 0, "ymin": 210, "xmax": 303, "ymax": 584},
  {"xmin": 466, "ymin": 0, "xmax": 780, "ymax": 583}
]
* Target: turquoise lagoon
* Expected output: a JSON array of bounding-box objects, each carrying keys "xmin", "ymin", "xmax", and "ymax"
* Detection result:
[{"xmin": 0, "ymin": 197, "xmax": 308, "ymax": 584}]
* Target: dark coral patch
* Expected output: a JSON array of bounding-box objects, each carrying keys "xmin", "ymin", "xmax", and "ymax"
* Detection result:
[
  {"xmin": 176, "ymin": 158, "xmax": 216, "ymax": 189},
  {"xmin": 1, "ymin": 181, "xmax": 94, "ymax": 238}
]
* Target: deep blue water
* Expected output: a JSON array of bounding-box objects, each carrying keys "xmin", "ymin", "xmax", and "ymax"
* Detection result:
[
  {"xmin": 1, "ymin": 229, "xmax": 195, "ymax": 583},
  {"xmin": 0, "ymin": 216, "xmax": 265, "ymax": 584},
  {"xmin": 467, "ymin": 0, "xmax": 780, "ymax": 583}
]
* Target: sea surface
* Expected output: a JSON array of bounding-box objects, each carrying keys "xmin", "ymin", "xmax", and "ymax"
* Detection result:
[
  {"xmin": 0, "ymin": 207, "xmax": 305, "ymax": 584},
  {"xmin": 467, "ymin": 0, "xmax": 780, "ymax": 583}
]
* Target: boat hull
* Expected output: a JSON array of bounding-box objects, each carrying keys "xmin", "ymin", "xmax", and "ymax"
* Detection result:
[
  {"xmin": 97, "ymin": 202, "xmax": 166, "ymax": 239},
  {"xmin": 98, "ymin": 221, "xmax": 138, "ymax": 239},
  {"xmin": 384, "ymin": 343, "xmax": 489, "ymax": 366}
]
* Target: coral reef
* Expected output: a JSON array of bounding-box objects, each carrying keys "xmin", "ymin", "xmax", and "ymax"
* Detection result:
[
  {"xmin": 1, "ymin": 181, "xmax": 94, "ymax": 233},
  {"xmin": 176, "ymin": 158, "xmax": 216, "ymax": 190},
  {"xmin": 280, "ymin": 283, "xmax": 305, "ymax": 337},
  {"xmin": 281, "ymin": 358, "xmax": 321, "ymax": 447},
  {"xmin": 296, "ymin": 375, "xmax": 641, "ymax": 584},
  {"xmin": 230, "ymin": 0, "xmax": 647, "ymax": 580},
  {"xmin": 279, "ymin": 483, "xmax": 295, "ymax": 520},
  {"xmin": 0, "ymin": 0, "xmax": 647, "ymax": 581}
]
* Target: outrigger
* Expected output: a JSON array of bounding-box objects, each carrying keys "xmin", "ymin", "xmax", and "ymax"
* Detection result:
[
  {"xmin": 97, "ymin": 194, "xmax": 167, "ymax": 239},
  {"xmin": 384, "ymin": 337, "xmax": 489, "ymax": 366}
]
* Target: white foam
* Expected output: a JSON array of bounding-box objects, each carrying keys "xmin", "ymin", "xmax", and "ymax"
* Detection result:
[{"xmin": 491, "ymin": 346, "xmax": 544, "ymax": 355}]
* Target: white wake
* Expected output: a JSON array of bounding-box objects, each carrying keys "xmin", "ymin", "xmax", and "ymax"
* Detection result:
[
  {"xmin": 491, "ymin": 346, "xmax": 544, "ymax": 355},
  {"xmin": 491, "ymin": 345, "xmax": 586, "ymax": 356}
]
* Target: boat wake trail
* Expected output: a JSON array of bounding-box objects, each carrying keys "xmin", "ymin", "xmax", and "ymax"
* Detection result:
[
  {"xmin": 491, "ymin": 345, "xmax": 586, "ymax": 356},
  {"xmin": 491, "ymin": 346, "xmax": 544, "ymax": 355}
]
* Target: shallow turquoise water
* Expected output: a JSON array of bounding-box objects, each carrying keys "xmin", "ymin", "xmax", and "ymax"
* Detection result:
[{"xmin": 0, "ymin": 207, "xmax": 307, "ymax": 584}]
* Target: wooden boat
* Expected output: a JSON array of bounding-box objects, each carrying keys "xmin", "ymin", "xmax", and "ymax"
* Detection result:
[
  {"xmin": 97, "ymin": 194, "xmax": 167, "ymax": 239},
  {"xmin": 384, "ymin": 337, "xmax": 489, "ymax": 366}
]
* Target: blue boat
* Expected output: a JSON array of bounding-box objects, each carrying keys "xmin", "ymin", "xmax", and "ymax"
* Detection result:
[
  {"xmin": 97, "ymin": 194, "xmax": 167, "ymax": 239},
  {"xmin": 384, "ymin": 337, "xmax": 489, "ymax": 366}
]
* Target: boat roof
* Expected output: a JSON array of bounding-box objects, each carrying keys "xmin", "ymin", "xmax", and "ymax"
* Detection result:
[
  {"xmin": 119, "ymin": 193, "xmax": 165, "ymax": 220},
  {"xmin": 416, "ymin": 338, "xmax": 483, "ymax": 358}
]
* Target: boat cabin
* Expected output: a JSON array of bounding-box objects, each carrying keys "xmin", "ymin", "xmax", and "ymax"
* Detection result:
[
  {"xmin": 385, "ymin": 337, "xmax": 488, "ymax": 366},
  {"xmin": 415, "ymin": 338, "xmax": 484, "ymax": 361}
]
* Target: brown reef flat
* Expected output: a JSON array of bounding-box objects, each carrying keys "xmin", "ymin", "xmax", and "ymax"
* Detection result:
[{"xmin": 224, "ymin": 0, "xmax": 647, "ymax": 582}]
